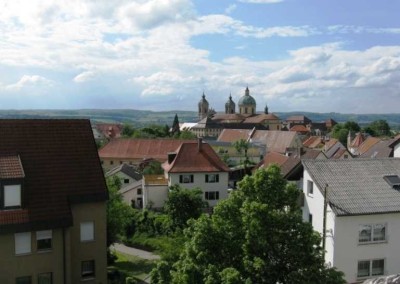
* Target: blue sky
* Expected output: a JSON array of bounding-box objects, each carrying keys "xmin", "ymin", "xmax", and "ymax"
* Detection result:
[{"xmin": 0, "ymin": 0, "xmax": 399, "ymax": 113}]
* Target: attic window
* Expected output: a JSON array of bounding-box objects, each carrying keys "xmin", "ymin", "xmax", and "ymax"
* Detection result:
[{"xmin": 383, "ymin": 175, "xmax": 400, "ymax": 189}]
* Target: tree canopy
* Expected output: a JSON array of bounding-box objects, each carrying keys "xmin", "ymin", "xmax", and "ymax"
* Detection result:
[
  {"xmin": 331, "ymin": 121, "xmax": 360, "ymax": 146},
  {"xmin": 164, "ymin": 184, "xmax": 208, "ymax": 229},
  {"xmin": 151, "ymin": 166, "xmax": 345, "ymax": 284},
  {"xmin": 368, "ymin": 119, "xmax": 391, "ymax": 136}
]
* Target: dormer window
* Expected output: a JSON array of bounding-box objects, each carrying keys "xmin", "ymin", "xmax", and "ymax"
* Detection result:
[{"xmin": 3, "ymin": 184, "xmax": 21, "ymax": 209}]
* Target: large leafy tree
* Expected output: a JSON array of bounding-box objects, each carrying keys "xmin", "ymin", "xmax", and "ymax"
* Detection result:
[
  {"xmin": 331, "ymin": 121, "xmax": 360, "ymax": 146},
  {"xmin": 106, "ymin": 176, "xmax": 134, "ymax": 247},
  {"xmin": 152, "ymin": 166, "xmax": 345, "ymax": 284},
  {"xmin": 164, "ymin": 185, "xmax": 208, "ymax": 229},
  {"xmin": 369, "ymin": 119, "xmax": 391, "ymax": 136}
]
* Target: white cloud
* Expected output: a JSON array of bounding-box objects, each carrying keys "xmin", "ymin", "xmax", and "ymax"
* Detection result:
[
  {"xmin": 225, "ymin": 4, "xmax": 237, "ymax": 14},
  {"xmin": 238, "ymin": 0, "xmax": 283, "ymax": 3},
  {"xmin": 74, "ymin": 71, "xmax": 96, "ymax": 83},
  {"xmin": 5, "ymin": 75, "xmax": 54, "ymax": 91}
]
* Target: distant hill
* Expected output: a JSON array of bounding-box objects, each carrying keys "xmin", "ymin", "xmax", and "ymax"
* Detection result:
[{"xmin": 0, "ymin": 109, "xmax": 399, "ymax": 129}]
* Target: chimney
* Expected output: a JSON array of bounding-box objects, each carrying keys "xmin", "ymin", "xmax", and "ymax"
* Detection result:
[
  {"xmin": 198, "ymin": 138, "xmax": 203, "ymax": 152},
  {"xmin": 167, "ymin": 152, "xmax": 177, "ymax": 164}
]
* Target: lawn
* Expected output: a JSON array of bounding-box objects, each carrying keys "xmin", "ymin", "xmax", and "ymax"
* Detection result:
[{"xmin": 108, "ymin": 251, "xmax": 157, "ymax": 283}]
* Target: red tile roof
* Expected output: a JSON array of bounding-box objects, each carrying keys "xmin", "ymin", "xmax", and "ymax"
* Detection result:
[
  {"xmin": 99, "ymin": 139, "xmax": 196, "ymax": 161},
  {"xmin": 351, "ymin": 132, "xmax": 365, "ymax": 148},
  {"xmin": 290, "ymin": 124, "xmax": 310, "ymax": 133},
  {"xmin": 357, "ymin": 137, "xmax": 381, "ymax": 155},
  {"xmin": 163, "ymin": 141, "xmax": 230, "ymax": 173},
  {"xmin": 0, "ymin": 119, "xmax": 107, "ymax": 231},
  {"xmin": 257, "ymin": 152, "xmax": 300, "ymax": 177},
  {"xmin": 0, "ymin": 154, "xmax": 24, "ymax": 179},
  {"xmin": 243, "ymin": 113, "xmax": 280, "ymax": 123},
  {"xmin": 0, "ymin": 210, "xmax": 29, "ymax": 225},
  {"xmin": 96, "ymin": 123, "xmax": 123, "ymax": 139},
  {"xmin": 324, "ymin": 138, "xmax": 339, "ymax": 152},
  {"xmin": 303, "ymin": 136, "xmax": 323, "ymax": 148},
  {"xmin": 218, "ymin": 129, "xmax": 299, "ymax": 154}
]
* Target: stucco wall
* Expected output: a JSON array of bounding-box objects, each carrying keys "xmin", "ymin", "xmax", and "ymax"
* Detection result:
[
  {"xmin": 143, "ymin": 185, "xmax": 169, "ymax": 209},
  {"xmin": 393, "ymin": 143, "xmax": 400, "ymax": 158},
  {"xmin": 0, "ymin": 229, "xmax": 64, "ymax": 283},
  {"xmin": 169, "ymin": 172, "xmax": 229, "ymax": 207}
]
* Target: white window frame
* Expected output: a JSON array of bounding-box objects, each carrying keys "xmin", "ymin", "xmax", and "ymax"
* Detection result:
[
  {"xmin": 358, "ymin": 223, "xmax": 386, "ymax": 244},
  {"xmin": 81, "ymin": 260, "xmax": 95, "ymax": 279},
  {"xmin": 80, "ymin": 221, "xmax": 95, "ymax": 242},
  {"xmin": 357, "ymin": 259, "xmax": 385, "ymax": 279},
  {"xmin": 36, "ymin": 230, "xmax": 52, "ymax": 251},
  {"xmin": 15, "ymin": 232, "xmax": 31, "ymax": 255},
  {"xmin": 307, "ymin": 180, "xmax": 313, "ymax": 195},
  {"xmin": 4, "ymin": 184, "xmax": 21, "ymax": 208},
  {"xmin": 205, "ymin": 191, "xmax": 220, "ymax": 200},
  {"xmin": 205, "ymin": 174, "xmax": 219, "ymax": 183}
]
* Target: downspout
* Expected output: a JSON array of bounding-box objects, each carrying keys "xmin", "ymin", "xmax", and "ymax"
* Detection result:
[
  {"xmin": 63, "ymin": 227, "xmax": 66, "ymax": 284},
  {"xmin": 322, "ymin": 184, "xmax": 328, "ymax": 261}
]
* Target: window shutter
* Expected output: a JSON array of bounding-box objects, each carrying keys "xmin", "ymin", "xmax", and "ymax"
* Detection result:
[
  {"xmin": 216, "ymin": 192, "xmax": 219, "ymax": 200},
  {"xmin": 205, "ymin": 175, "xmax": 208, "ymax": 182},
  {"xmin": 190, "ymin": 175, "xmax": 194, "ymax": 183},
  {"xmin": 80, "ymin": 222, "xmax": 94, "ymax": 241},
  {"xmin": 179, "ymin": 175, "xmax": 183, "ymax": 183},
  {"xmin": 15, "ymin": 232, "xmax": 31, "ymax": 254},
  {"xmin": 4, "ymin": 185, "xmax": 21, "ymax": 207},
  {"xmin": 216, "ymin": 174, "xmax": 219, "ymax": 182},
  {"xmin": 36, "ymin": 230, "xmax": 52, "ymax": 240}
]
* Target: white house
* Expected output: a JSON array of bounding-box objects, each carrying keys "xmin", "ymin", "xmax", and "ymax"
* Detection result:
[
  {"xmin": 162, "ymin": 139, "xmax": 230, "ymax": 207},
  {"xmin": 302, "ymin": 158, "xmax": 400, "ymax": 283}
]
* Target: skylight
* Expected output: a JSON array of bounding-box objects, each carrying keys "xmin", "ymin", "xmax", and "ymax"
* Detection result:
[{"xmin": 383, "ymin": 175, "xmax": 400, "ymax": 189}]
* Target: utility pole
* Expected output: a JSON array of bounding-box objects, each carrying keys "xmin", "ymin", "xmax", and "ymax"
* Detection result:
[{"xmin": 322, "ymin": 183, "xmax": 328, "ymax": 261}]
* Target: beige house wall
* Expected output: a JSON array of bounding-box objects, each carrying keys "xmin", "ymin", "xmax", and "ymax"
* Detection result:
[
  {"xmin": 0, "ymin": 229, "xmax": 64, "ymax": 283},
  {"xmin": 66, "ymin": 201, "xmax": 107, "ymax": 284}
]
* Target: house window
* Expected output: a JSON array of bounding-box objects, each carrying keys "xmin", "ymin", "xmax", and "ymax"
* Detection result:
[
  {"xmin": 307, "ymin": 180, "xmax": 313, "ymax": 195},
  {"xmin": 205, "ymin": 174, "xmax": 219, "ymax": 183},
  {"xmin": 120, "ymin": 161, "xmax": 123, "ymax": 165},
  {"xmin": 15, "ymin": 276, "xmax": 32, "ymax": 284},
  {"xmin": 124, "ymin": 178, "xmax": 130, "ymax": 184},
  {"xmin": 110, "ymin": 160, "xmax": 114, "ymax": 165},
  {"xmin": 205, "ymin": 191, "xmax": 219, "ymax": 200},
  {"xmin": 38, "ymin": 272, "xmax": 52, "ymax": 284},
  {"xmin": 15, "ymin": 232, "xmax": 31, "ymax": 255},
  {"xmin": 80, "ymin": 222, "xmax": 94, "ymax": 242},
  {"xmin": 36, "ymin": 230, "xmax": 52, "ymax": 251},
  {"xmin": 137, "ymin": 188, "xmax": 142, "ymax": 195},
  {"xmin": 308, "ymin": 214, "xmax": 313, "ymax": 224},
  {"xmin": 179, "ymin": 174, "xmax": 194, "ymax": 183},
  {"xmin": 359, "ymin": 224, "xmax": 386, "ymax": 243},
  {"xmin": 3, "ymin": 184, "xmax": 21, "ymax": 208},
  {"xmin": 81, "ymin": 260, "xmax": 95, "ymax": 279},
  {"xmin": 357, "ymin": 259, "xmax": 384, "ymax": 278}
]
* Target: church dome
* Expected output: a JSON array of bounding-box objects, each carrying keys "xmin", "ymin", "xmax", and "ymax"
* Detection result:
[
  {"xmin": 238, "ymin": 87, "xmax": 256, "ymax": 106},
  {"xmin": 225, "ymin": 94, "xmax": 235, "ymax": 107}
]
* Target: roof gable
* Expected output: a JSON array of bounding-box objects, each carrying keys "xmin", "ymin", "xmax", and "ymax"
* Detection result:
[
  {"xmin": 303, "ymin": 158, "xmax": 400, "ymax": 216},
  {"xmin": 164, "ymin": 142, "xmax": 229, "ymax": 173}
]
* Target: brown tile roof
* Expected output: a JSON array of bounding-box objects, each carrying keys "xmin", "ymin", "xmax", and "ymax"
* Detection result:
[
  {"xmin": 286, "ymin": 115, "xmax": 311, "ymax": 123},
  {"xmin": 303, "ymin": 136, "xmax": 323, "ymax": 148},
  {"xmin": 301, "ymin": 148, "xmax": 323, "ymax": 159},
  {"xmin": 357, "ymin": 137, "xmax": 381, "ymax": 155},
  {"xmin": 243, "ymin": 113, "xmax": 280, "ymax": 123},
  {"xmin": 218, "ymin": 129, "xmax": 298, "ymax": 154},
  {"xmin": 96, "ymin": 123, "xmax": 123, "ymax": 139},
  {"xmin": 360, "ymin": 139, "xmax": 393, "ymax": 158},
  {"xmin": 163, "ymin": 141, "xmax": 229, "ymax": 173},
  {"xmin": 0, "ymin": 210, "xmax": 29, "ymax": 225},
  {"xmin": 218, "ymin": 129, "xmax": 251, "ymax": 142},
  {"xmin": 331, "ymin": 148, "xmax": 348, "ymax": 159},
  {"xmin": 325, "ymin": 118, "xmax": 337, "ymax": 128},
  {"xmin": 99, "ymin": 138, "xmax": 196, "ymax": 161},
  {"xmin": 324, "ymin": 138, "xmax": 339, "ymax": 152},
  {"xmin": 0, "ymin": 154, "xmax": 25, "ymax": 179},
  {"xmin": 212, "ymin": 113, "xmax": 245, "ymax": 122},
  {"xmin": 257, "ymin": 152, "xmax": 300, "ymax": 177},
  {"xmin": 350, "ymin": 132, "xmax": 365, "ymax": 147},
  {"xmin": 0, "ymin": 119, "xmax": 107, "ymax": 232},
  {"xmin": 290, "ymin": 124, "xmax": 310, "ymax": 133}
]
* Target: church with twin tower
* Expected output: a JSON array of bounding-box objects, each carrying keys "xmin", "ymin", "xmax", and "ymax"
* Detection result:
[{"xmin": 192, "ymin": 87, "xmax": 280, "ymax": 137}]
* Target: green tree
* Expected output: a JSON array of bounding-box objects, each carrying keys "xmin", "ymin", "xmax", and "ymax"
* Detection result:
[
  {"xmin": 233, "ymin": 139, "xmax": 250, "ymax": 167},
  {"xmin": 142, "ymin": 161, "xmax": 164, "ymax": 175},
  {"xmin": 176, "ymin": 130, "xmax": 197, "ymax": 139},
  {"xmin": 152, "ymin": 166, "xmax": 345, "ymax": 284},
  {"xmin": 106, "ymin": 176, "xmax": 134, "ymax": 247},
  {"xmin": 171, "ymin": 114, "xmax": 181, "ymax": 136},
  {"xmin": 122, "ymin": 123, "xmax": 135, "ymax": 137},
  {"xmin": 164, "ymin": 185, "xmax": 207, "ymax": 229},
  {"xmin": 343, "ymin": 121, "xmax": 360, "ymax": 132},
  {"xmin": 369, "ymin": 119, "xmax": 391, "ymax": 136},
  {"xmin": 332, "ymin": 121, "xmax": 360, "ymax": 146}
]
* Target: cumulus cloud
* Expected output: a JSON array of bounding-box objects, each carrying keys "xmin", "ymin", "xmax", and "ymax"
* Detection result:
[
  {"xmin": 73, "ymin": 71, "xmax": 96, "ymax": 83},
  {"xmin": 225, "ymin": 4, "xmax": 237, "ymax": 14},
  {"xmin": 5, "ymin": 75, "xmax": 54, "ymax": 91}
]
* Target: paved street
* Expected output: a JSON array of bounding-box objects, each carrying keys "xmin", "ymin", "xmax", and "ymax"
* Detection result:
[{"xmin": 111, "ymin": 243, "xmax": 161, "ymax": 260}]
